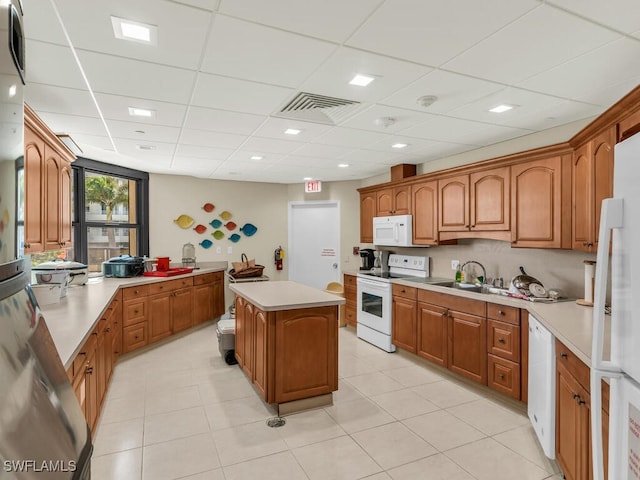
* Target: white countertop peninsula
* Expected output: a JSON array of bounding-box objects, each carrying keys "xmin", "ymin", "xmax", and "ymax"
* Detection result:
[
  {"xmin": 229, "ymin": 280, "xmax": 345, "ymax": 311},
  {"xmin": 40, "ymin": 262, "xmax": 227, "ymax": 369}
]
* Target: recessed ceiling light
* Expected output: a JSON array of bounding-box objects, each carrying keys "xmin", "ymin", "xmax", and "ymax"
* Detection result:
[
  {"xmin": 392, "ymin": 143, "xmax": 408, "ymax": 149},
  {"xmin": 338, "ymin": 163, "xmax": 349, "ymax": 168},
  {"xmin": 489, "ymin": 104, "xmax": 514, "ymax": 113},
  {"xmin": 128, "ymin": 107, "xmax": 155, "ymax": 118},
  {"xmin": 136, "ymin": 144, "xmax": 155, "ymax": 150},
  {"xmin": 8, "ymin": 84, "xmax": 16, "ymax": 97},
  {"xmin": 349, "ymin": 74, "xmax": 375, "ymax": 87},
  {"xmin": 250, "ymin": 155, "xmax": 263, "ymax": 160},
  {"xmin": 374, "ymin": 117, "xmax": 395, "ymax": 128},
  {"xmin": 111, "ymin": 16, "xmax": 157, "ymax": 45},
  {"xmin": 416, "ymin": 95, "xmax": 438, "ymax": 108},
  {"xmin": 303, "ymin": 177, "xmax": 313, "ymax": 181},
  {"xmin": 284, "ymin": 128, "xmax": 301, "ymax": 135},
  {"xmin": 134, "ymin": 130, "xmax": 145, "ymax": 134}
]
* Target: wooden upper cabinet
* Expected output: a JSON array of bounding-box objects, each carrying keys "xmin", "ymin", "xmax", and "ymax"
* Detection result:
[
  {"xmin": 411, "ymin": 180, "xmax": 438, "ymax": 245},
  {"xmin": 376, "ymin": 185, "xmax": 411, "ymax": 216},
  {"xmin": 438, "ymin": 174, "xmax": 469, "ymax": 232},
  {"xmin": 511, "ymin": 154, "xmax": 571, "ymax": 248},
  {"xmin": 572, "ymin": 128, "xmax": 614, "ymax": 252},
  {"xmin": 360, "ymin": 192, "xmax": 376, "ymax": 243},
  {"xmin": 470, "ymin": 166, "xmax": 510, "ymax": 231},
  {"xmin": 24, "ymin": 104, "xmax": 76, "ymax": 254}
]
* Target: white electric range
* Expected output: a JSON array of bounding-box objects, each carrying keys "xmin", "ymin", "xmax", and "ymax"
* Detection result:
[{"xmin": 356, "ymin": 254, "xmax": 430, "ymax": 352}]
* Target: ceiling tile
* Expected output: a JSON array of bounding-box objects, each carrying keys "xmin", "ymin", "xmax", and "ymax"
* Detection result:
[
  {"xmin": 250, "ymin": 117, "xmax": 333, "ymax": 141},
  {"xmin": 191, "ymin": 73, "xmax": 294, "ymax": 114},
  {"xmin": 174, "ymin": 144, "xmax": 235, "ymax": 160},
  {"xmin": 503, "ymin": 100, "xmax": 604, "ymax": 130},
  {"xmin": 171, "ymin": 0, "xmax": 220, "ymax": 11},
  {"xmin": 299, "ymin": 47, "xmax": 432, "ymax": 104},
  {"xmin": 346, "ymin": 0, "xmax": 539, "ymax": 67},
  {"xmin": 24, "ymin": 0, "xmax": 67, "ymax": 44},
  {"xmin": 289, "ymin": 143, "xmax": 356, "ymax": 159},
  {"xmin": 381, "ymin": 70, "xmax": 504, "ymax": 114},
  {"xmin": 312, "ymin": 126, "xmax": 391, "ymax": 149},
  {"xmin": 201, "ymin": 15, "xmax": 336, "ymax": 87},
  {"xmin": 170, "ymin": 156, "xmax": 225, "ymax": 174},
  {"xmin": 218, "ymin": 0, "xmax": 381, "ymax": 43},
  {"xmin": 241, "ymin": 136, "xmax": 304, "ymax": 154},
  {"xmin": 226, "ymin": 150, "xmax": 286, "ymax": 163},
  {"xmin": 547, "ymin": 0, "xmax": 640, "ymax": 35},
  {"xmin": 24, "ymin": 84, "xmax": 98, "ymax": 118},
  {"xmin": 364, "ymin": 135, "xmax": 445, "ymax": 155},
  {"xmin": 77, "ymin": 50, "xmax": 197, "ymax": 104},
  {"xmin": 518, "ymin": 37, "xmax": 640, "ymax": 105},
  {"xmin": 183, "ymin": 107, "xmax": 266, "ymax": 135},
  {"xmin": 442, "ymin": 4, "xmax": 621, "ymax": 84},
  {"xmin": 52, "ymin": 0, "xmax": 213, "ymax": 70},
  {"xmin": 105, "ymin": 120, "xmax": 182, "ymax": 143},
  {"xmin": 338, "ymin": 149, "xmax": 405, "ymax": 165},
  {"xmin": 94, "ymin": 93, "xmax": 188, "ymax": 127},
  {"xmin": 70, "ymin": 134, "xmax": 116, "ymax": 152},
  {"xmin": 26, "ymin": 41, "xmax": 87, "ymax": 90},
  {"xmin": 179, "ymin": 129, "xmax": 248, "ymax": 149},
  {"xmin": 340, "ymin": 104, "xmax": 434, "ymax": 133},
  {"xmin": 36, "ymin": 112, "xmax": 108, "ymax": 137},
  {"xmin": 113, "ymin": 138, "xmax": 177, "ymax": 156}
]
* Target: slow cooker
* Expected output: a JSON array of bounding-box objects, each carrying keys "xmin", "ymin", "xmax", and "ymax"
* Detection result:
[
  {"xmin": 102, "ymin": 255, "xmax": 144, "ymax": 278},
  {"xmin": 32, "ymin": 260, "xmax": 89, "ymax": 286}
]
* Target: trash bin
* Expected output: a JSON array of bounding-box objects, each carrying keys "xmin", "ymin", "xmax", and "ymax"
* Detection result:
[
  {"xmin": 216, "ymin": 318, "xmax": 237, "ymax": 365},
  {"xmin": 325, "ymin": 281, "xmax": 346, "ymax": 327}
]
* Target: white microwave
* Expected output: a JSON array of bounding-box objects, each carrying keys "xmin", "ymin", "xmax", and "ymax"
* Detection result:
[{"xmin": 373, "ymin": 215, "xmax": 414, "ymax": 247}]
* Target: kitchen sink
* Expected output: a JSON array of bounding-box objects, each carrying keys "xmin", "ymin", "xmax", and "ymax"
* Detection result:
[{"xmin": 432, "ymin": 281, "xmax": 485, "ymax": 293}]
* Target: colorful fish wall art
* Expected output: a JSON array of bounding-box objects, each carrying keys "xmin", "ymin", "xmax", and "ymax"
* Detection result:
[
  {"xmin": 193, "ymin": 224, "xmax": 207, "ymax": 234},
  {"xmin": 212, "ymin": 230, "xmax": 225, "ymax": 240},
  {"xmin": 173, "ymin": 214, "xmax": 194, "ymax": 229},
  {"xmin": 240, "ymin": 223, "xmax": 258, "ymax": 237},
  {"xmin": 199, "ymin": 239, "xmax": 213, "ymax": 249},
  {"xmin": 229, "ymin": 234, "xmax": 241, "ymax": 243},
  {"xmin": 224, "ymin": 221, "xmax": 237, "ymax": 231},
  {"xmin": 209, "ymin": 219, "xmax": 222, "ymax": 229},
  {"xmin": 219, "ymin": 211, "xmax": 233, "ymax": 221},
  {"xmin": 202, "ymin": 203, "xmax": 215, "ymax": 212}
]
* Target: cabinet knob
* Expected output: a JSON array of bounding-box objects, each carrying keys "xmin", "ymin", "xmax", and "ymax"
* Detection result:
[
  {"xmin": 577, "ymin": 398, "xmax": 586, "ymax": 405},
  {"xmin": 498, "ymin": 337, "xmax": 506, "ymax": 344},
  {"xmin": 560, "ymin": 352, "xmax": 568, "ymax": 359},
  {"xmin": 498, "ymin": 310, "xmax": 505, "ymax": 315},
  {"xmin": 105, "ymin": 328, "xmax": 110, "ymax": 333},
  {"xmin": 85, "ymin": 366, "xmax": 93, "ymax": 375},
  {"xmin": 583, "ymin": 241, "xmax": 588, "ymax": 246},
  {"xmin": 24, "ymin": 243, "xmax": 30, "ymax": 249},
  {"xmin": 498, "ymin": 374, "xmax": 506, "ymax": 380},
  {"xmin": 134, "ymin": 310, "xmax": 139, "ymax": 314},
  {"xmin": 587, "ymin": 242, "xmax": 593, "ymax": 247}
]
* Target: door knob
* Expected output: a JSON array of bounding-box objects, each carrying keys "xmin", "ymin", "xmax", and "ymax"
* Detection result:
[{"xmin": 332, "ymin": 263, "xmax": 338, "ymax": 269}]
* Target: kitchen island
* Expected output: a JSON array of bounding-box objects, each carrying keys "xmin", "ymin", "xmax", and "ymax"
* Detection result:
[{"xmin": 229, "ymin": 280, "xmax": 345, "ymax": 414}]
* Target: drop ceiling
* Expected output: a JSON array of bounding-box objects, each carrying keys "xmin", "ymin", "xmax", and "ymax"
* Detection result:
[{"xmin": 25, "ymin": 0, "xmax": 640, "ymax": 184}]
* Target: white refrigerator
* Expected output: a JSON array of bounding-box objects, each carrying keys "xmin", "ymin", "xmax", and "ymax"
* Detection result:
[{"xmin": 591, "ymin": 132, "xmax": 640, "ymax": 480}]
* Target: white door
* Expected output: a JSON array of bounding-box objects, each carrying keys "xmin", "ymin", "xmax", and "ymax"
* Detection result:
[{"xmin": 288, "ymin": 201, "xmax": 340, "ymax": 290}]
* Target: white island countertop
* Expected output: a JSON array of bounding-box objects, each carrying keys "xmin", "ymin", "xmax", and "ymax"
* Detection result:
[{"xmin": 229, "ymin": 280, "xmax": 345, "ymax": 312}]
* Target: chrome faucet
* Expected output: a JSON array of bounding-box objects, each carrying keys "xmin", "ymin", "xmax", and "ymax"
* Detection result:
[{"xmin": 461, "ymin": 260, "xmax": 487, "ymax": 285}]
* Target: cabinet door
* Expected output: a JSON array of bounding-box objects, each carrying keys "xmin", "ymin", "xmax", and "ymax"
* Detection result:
[
  {"xmin": 448, "ymin": 310, "xmax": 486, "ymax": 384},
  {"xmin": 84, "ymin": 344, "xmax": 98, "ymax": 431},
  {"xmin": 376, "ymin": 188, "xmax": 394, "ymax": 216},
  {"xmin": 44, "ymin": 150, "xmax": 62, "ymax": 251},
  {"xmin": 253, "ymin": 308, "xmax": 270, "ymax": 401},
  {"xmin": 212, "ymin": 275, "xmax": 225, "ymax": 318},
  {"xmin": 360, "ymin": 192, "xmax": 376, "ymax": 243},
  {"xmin": 123, "ymin": 323, "xmax": 147, "ymax": 352},
  {"xmin": 172, "ymin": 287, "xmax": 193, "ymax": 332},
  {"xmin": 592, "ymin": 128, "xmax": 614, "ymax": 252},
  {"xmin": 470, "ymin": 166, "xmax": 510, "ymax": 231},
  {"xmin": 572, "ymin": 143, "xmax": 593, "ymax": 250},
  {"xmin": 393, "ymin": 185, "xmax": 411, "ymax": 215},
  {"xmin": 242, "ymin": 300, "xmax": 255, "ymax": 377},
  {"xmin": 439, "ymin": 174, "xmax": 469, "ymax": 232},
  {"xmin": 234, "ymin": 296, "xmax": 246, "ymax": 368},
  {"xmin": 193, "ymin": 283, "xmax": 213, "ymax": 324},
  {"xmin": 23, "ymin": 126, "xmax": 44, "ymax": 253},
  {"xmin": 511, "ymin": 155, "xmax": 569, "ymax": 248},
  {"xmin": 59, "ymin": 159, "xmax": 73, "ymax": 248},
  {"xmin": 392, "ymin": 296, "xmax": 417, "ymax": 353},
  {"xmin": 412, "ymin": 181, "xmax": 438, "ymax": 245},
  {"xmin": 556, "ymin": 361, "xmax": 591, "ymax": 480},
  {"xmin": 417, "ymin": 302, "xmax": 448, "ymax": 367},
  {"xmin": 96, "ymin": 323, "xmax": 107, "ymax": 408},
  {"xmin": 148, "ymin": 293, "xmax": 172, "ymax": 343}
]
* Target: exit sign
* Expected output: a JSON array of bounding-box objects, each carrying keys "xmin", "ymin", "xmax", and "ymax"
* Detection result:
[{"xmin": 305, "ymin": 180, "xmax": 322, "ymax": 193}]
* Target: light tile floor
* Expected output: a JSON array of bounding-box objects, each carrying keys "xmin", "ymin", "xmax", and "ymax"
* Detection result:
[{"xmin": 92, "ymin": 323, "xmax": 564, "ymax": 480}]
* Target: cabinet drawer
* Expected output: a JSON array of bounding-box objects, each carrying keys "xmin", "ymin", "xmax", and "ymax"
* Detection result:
[
  {"xmin": 488, "ymin": 354, "xmax": 521, "ymax": 400},
  {"xmin": 487, "ymin": 303, "xmax": 519, "ymax": 325},
  {"xmin": 123, "ymin": 299, "xmax": 148, "ymax": 327},
  {"xmin": 122, "ymin": 285, "xmax": 148, "ymax": 300},
  {"xmin": 487, "ymin": 320, "xmax": 520, "ymax": 362},
  {"xmin": 418, "ymin": 290, "xmax": 486, "ymax": 317},
  {"xmin": 344, "ymin": 285, "xmax": 356, "ymax": 306},
  {"xmin": 148, "ymin": 277, "xmax": 194, "ymax": 295},
  {"xmin": 555, "ymin": 338, "xmax": 590, "ymax": 391},
  {"xmin": 193, "ymin": 272, "xmax": 216, "ymax": 285},
  {"xmin": 392, "ymin": 284, "xmax": 417, "ymax": 300},
  {"xmin": 345, "ymin": 305, "xmax": 357, "ymax": 327},
  {"xmin": 123, "ymin": 323, "xmax": 147, "ymax": 353},
  {"xmin": 344, "ymin": 274, "xmax": 357, "ymax": 288}
]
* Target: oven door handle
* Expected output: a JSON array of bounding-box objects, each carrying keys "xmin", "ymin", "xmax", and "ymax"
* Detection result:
[{"xmin": 357, "ymin": 278, "xmax": 391, "ymax": 289}]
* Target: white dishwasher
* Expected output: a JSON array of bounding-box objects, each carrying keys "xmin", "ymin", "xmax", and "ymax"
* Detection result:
[{"xmin": 528, "ymin": 314, "xmax": 556, "ymax": 459}]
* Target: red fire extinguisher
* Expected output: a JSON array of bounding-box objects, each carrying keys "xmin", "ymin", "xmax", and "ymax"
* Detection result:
[{"xmin": 274, "ymin": 246, "xmax": 284, "ymax": 271}]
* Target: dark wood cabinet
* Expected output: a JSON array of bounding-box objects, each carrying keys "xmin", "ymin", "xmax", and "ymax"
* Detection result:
[
  {"xmin": 172, "ymin": 287, "xmax": 193, "ymax": 332},
  {"xmin": 148, "ymin": 293, "xmax": 172, "ymax": 343},
  {"xmin": 392, "ymin": 285, "xmax": 417, "ymax": 353},
  {"xmin": 193, "ymin": 271, "xmax": 225, "ymax": 324},
  {"xmin": 448, "ymin": 309, "xmax": 487, "ymax": 384},
  {"xmin": 438, "ymin": 174, "xmax": 469, "ymax": 232},
  {"xmin": 470, "ymin": 166, "xmax": 510, "ymax": 232},
  {"xmin": 417, "ymin": 301, "xmax": 448, "ymax": 367},
  {"xmin": 343, "ymin": 273, "xmax": 357, "ymax": 328},
  {"xmin": 377, "ymin": 185, "xmax": 411, "ymax": 216}
]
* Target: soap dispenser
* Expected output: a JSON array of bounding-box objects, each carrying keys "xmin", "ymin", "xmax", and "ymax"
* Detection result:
[{"xmin": 455, "ymin": 265, "xmax": 464, "ymax": 283}]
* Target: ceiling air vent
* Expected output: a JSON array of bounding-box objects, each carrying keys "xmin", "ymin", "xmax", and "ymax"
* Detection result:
[{"xmin": 275, "ymin": 92, "xmax": 362, "ymax": 125}]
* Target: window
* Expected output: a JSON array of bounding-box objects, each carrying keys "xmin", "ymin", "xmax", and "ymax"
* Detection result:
[{"xmin": 73, "ymin": 158, "xmax": 149, "ymax": 274}]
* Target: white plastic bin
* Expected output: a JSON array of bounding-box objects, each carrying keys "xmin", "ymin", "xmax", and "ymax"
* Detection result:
[{"xmin": 216, "ymin": 318, "xmax": 237, "ymax": 365}]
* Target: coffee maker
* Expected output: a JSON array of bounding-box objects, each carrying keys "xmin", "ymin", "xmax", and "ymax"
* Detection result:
[{"xmin": 359, "ymin": 248, "xmax": 375, "ymax": 270}]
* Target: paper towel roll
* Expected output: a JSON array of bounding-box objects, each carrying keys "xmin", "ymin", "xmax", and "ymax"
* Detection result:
[{"xmin": 584, "ymin": 260, "xmax": 596, "ymax": 304}]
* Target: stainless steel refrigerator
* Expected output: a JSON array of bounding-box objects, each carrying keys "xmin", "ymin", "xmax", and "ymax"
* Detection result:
[{"xmin": 1, "ymin": 2, "xmax": 93, "ymax": 478}]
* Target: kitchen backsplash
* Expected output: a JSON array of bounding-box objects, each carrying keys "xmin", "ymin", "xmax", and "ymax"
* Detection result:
[{"xmin": 382, "ymin": 239, "xmax": 598, "ymax": 299}]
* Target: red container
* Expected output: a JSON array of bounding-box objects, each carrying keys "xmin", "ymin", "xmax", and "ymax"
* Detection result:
[{"xmin": 156, "ymin": 257, "xmax": 170, "ymax": 271}]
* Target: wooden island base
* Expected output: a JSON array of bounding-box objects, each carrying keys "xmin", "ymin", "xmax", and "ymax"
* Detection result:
[{"xmin": 229, "ymin": 281, "xmax": 344, "ymax": 414}]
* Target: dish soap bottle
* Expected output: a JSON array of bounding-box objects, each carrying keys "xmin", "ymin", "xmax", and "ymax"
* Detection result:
[{"xmin": 455, "ymin": 265, "xmax": 464, "ymax": 283}]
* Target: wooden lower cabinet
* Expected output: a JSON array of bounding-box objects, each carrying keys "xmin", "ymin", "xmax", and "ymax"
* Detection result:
[
  {"xmin": 556, "ymin": 339, "xmax": 609, "ymax": 480},
  {"xmin": 148, "ymin": 293, "xmax": 172, "ymax": 343},
  {"xmin": 343, "ymin": 273, "xmax": 357, "ymax": 328},
  {"xmin": 172, "ymin": 287, "xmax": 194, "ymax": 332},
  {"xmin": 392, "ymin": 285, "xmax": 417, "ymax": 353},
  {"xmin": 448, "ymin": 310, "xmax": 487, "ymax": 384},
  {"xmin": 193, "ymin": 271, "xmax": 225, "ymax": 324},
  {"xmin": 417, "ymin": 301, "xmax": 448, "ymax": 367},
  {"xmin": 487, "ymin": 354, "xmax": 520, "ymax": 399},
  {"xmin": 235, "ymin": 296, "xmax": 338, "ymax": 405}
]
